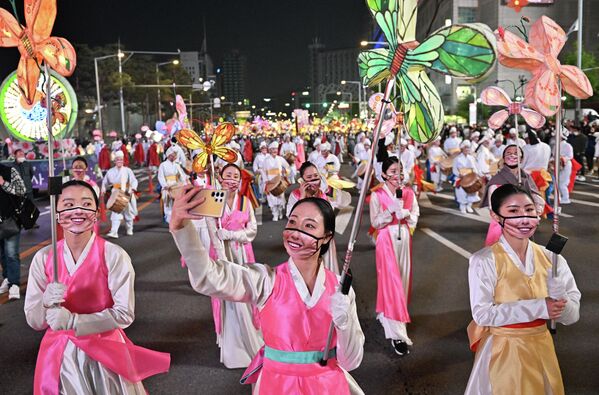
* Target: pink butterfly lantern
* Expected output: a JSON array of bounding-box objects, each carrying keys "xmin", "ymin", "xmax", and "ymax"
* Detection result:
[
  {"xmin": 481, "ymin": 86, "xmax": 546, "ymax": 130},
  {"xmin": 495, "ymin": 16, "xmax": 593, "ymax": 117}
]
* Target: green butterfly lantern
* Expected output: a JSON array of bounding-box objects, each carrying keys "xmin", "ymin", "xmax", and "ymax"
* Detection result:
[{"xmin": 358, "ymin": 0, "xmax": 497, "ymax": 143}]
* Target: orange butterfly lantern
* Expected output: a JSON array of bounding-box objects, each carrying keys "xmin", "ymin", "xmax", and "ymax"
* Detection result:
[
  {"xmin": 495, "ymin": 16, "xmax": 593, "ymax": 117},
  {"xmin": 176, "ymin": 122, "xmax": 237, "ymax": 174},
  {"xmin": 0, "ymin": 0, "xmax": 77, "ymax": 106},
  {"xmin": 507, "ymin": 0, "xmax": 528, "ymax": 13}
]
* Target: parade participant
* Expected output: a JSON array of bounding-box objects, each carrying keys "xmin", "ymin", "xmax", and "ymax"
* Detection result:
[
  {"xmin": 158, "ymin": 146, "xmax": 189, "ymax": 223},
  {"xmin": 294, "ymin": 134, "xmax": 306, "ymax": 168},
  {"xmin": 470, "ymin": 131, "xmax": 481, "ymax": 153},
  {"xmin": 170, "ymin": 191, "xmax": 364, "ymax": 394},
  {"xmin": 98, "ymin": 143, "xmax": 111, "ymax": 174},
  {"xmin": 427, "ymin": 136, "xmax": 447, "ymax": 192},
  {"xmin": 147, "ymin": 138, "xmax": 162, "ymax": 172},
  {"xmin": 443, "ymin": 127, "xmax": 461, "ymax": 155},
  {"xmin": 506, "ymin": 128, "xmax": 525, "ymax": 148},
  {"xmin": 476, "ymin": 136, "xmax": 496, "ymax": 180},
  {"xmin": 369, "ymin": 157, "xmax": 419, "ymax": 355},
  {"xmin": 375, "ymin": 133, "xmax": 398, "ymax": 182},
  {"xmin": 263, "ymin": 141, "xmax": 291, "ymax": 221},
  {"xmin": 353, "ymin": 132, "xmax": 366, "ymax": 162},
  {"xmin": 70, "ymin": 156, "xmax": 100, "ymax": 197},
  {"xmin": 252, "ymin": 141, "xmax": 269, "ymax": 203},
  {"xmin": 399, "ymin": 139, "xmax": 415, "ymax": 182},
  {"xmin": 480, "ymin": 145, "xmax": 544, "ymax": 246},
  {"xmin": 280, "ymin": 134, "xmax": 298, "ymax": 179},
  {"xmin": 307, "ymin": 138, "xmax": 322, "ymax": 164},
  {"xmin": 24, "ymin": 180, "xmax": 170, "ymax": 394},
  {"xmin": 101, "ymin": 151, "xmax": 138, "ymax": 238},
  {"xmin": 491, "ymin": 135, "xmax": 506, "ymax": 160},
  {"xmin": 354, "ymin": 138, "xmax": 372, "ymax": 190},
  {"xmin": 465, "ymin": 184, "xmax": 580, "ymax": 395},
  {"xmin": 133, "ymin": 138, "xmax": 145, "ymax": 167},
  {"xmin": 205, "ymin": 163, "xmax": 263, "ymax": 369},
  {"xmin": 558, "ymin": 128, "xmax": 574, "ymax": 205},
  {"xmin": 453, "ymin": 140, "xmax": 482, "ymax": 214}
]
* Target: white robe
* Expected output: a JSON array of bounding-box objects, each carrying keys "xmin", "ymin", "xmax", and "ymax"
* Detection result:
[
  {"xmin": 558, "ymin": 141, "xmax": 574, "ymax": 203},
  {"xmin": 101, "ymin": 166, "xmax": 138, "ymax": 224},
  {"xmin": 443, "ymin": 137, "xmax": 462, "ymax": 154},
  {"xmin": 369, "ymin": 185, "xmax": 419, "ymax": 343},
  {"xmin": 157, "ymin": 159, "xmax": 188, "ymax": 223},
  {"xmin": 453, "ymin": 153, "xmax": 481, "ymax": 205},
  {"xmin": 24, "ymin": 234, "xmax": 146, "ymax": 395},
  {"xmin": 428, "ymin": 145, "xmax": 447, "ymax": 186},
  {"xmin": 522, "ymin": 142, "xmax": 551, "ymax": 172},
  {"xmin": 171, "ymin": 222, "xmax": 365, "ymax": 394},
  {"xmin": 476, "ymin": 146, "xmax": 495, "ymax": 177},
  {"xmin": 253, "ymin": 152, "xmax": 269, "ymax": 195},
  {"xmin": 465, "ymin": 236, "xmax": 581, "ymax": 394},
  {"xmin": 263, "ymin": 155, "xmax": 291, "ymax": 214}
]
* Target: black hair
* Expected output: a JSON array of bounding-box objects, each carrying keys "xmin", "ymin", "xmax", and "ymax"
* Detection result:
[
  {"xmin": 59, "ymin": 180, "xmax": 99, "ymax": 210},
  {"xmin": 382, "ymin": 156, "xmax": 401, "ymax": 174},
  {"xmin": 527, "ymin": 131, "xmax": 540, "ymax": 145},
  {"xmin": 502, "ymin": 144, "xmax": 524, "ymax": 160},
  {"xmin": 13, "ymin": 148, "xmax": 23, "ymax": 155},
  {"xmin": 299, "ymin": 161, "xmax": 318, "ymax": 178},
  {"xmin": 490, "ymin": 184, "xmax": 534, "ymax": 215},
  {"xmin": 220, "ymin": 163, "xmax": 241, "ymax": 177},
  {"xmin": 289, "ymin": 197, "xmax": 335, "ymax": 257},
  {"xmin": 72, "ymin": 156, "xmax": 88, "ymax": 168}
]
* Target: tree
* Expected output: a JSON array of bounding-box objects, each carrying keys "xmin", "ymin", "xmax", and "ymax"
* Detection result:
[{"xmin": 562, "ymin": 41, "xmax": 599, "ymax": 107}]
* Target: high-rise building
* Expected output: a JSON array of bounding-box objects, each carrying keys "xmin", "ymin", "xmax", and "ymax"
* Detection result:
[{"xmin": 222, "ymin": 50, "xmax": 248, "ymax": 103}]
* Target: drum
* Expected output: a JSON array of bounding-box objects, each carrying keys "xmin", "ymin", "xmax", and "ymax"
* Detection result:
[
  {"xmin": 107, "ymin": 189, "xmax": 131, "ymax": 213},
  {"xmin": 265, "ymin": 176, "xmax": 290, "ymax": 196},
  {"xmin": 461, "ymin": 173, "xmax": 483, "ymax": 194},
  {"xmin": 356, "ymin": 162, "xmax": 368, "ymax": 177},
  {"xmin": 332, "ymin": 189, "xmax": 352, "ymax": 209},
  {"xmin": 440, "ymin": 157, "xmax": 454, "ymax": 175},
  {"xmin": 489, "ymin": 161, "xmax": 499, "ymax": 175},
  {"xmin": 284, "ymin": 153, "xmax": 296, "ymax": 165}
]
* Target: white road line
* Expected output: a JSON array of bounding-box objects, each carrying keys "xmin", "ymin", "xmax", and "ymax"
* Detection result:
[
  {"xmin": 576, "ymin": 181, "xmax": 599, "ymax": 188},
  {"xmin": 421, "ymin": 228, "xmax": 472, "ymax": 260},
  {"xmin": 255, "ymin": 205, "xmax": 263, "ymax": 226},
  {"xmin": 572, "ymin": 190, "xmax": 599, "ymax": 199},
  {"xmin": 420, "ymin": 193, "xmax": 490, "ymax": 224},
  {"xmin": 570, "ymin": 198, "xmax": 599, "ymax": 208},
  {"xmin": 39, "ymin": 209, "xmax": 51, "ymax": 216},
  {"xmin": 335, "ymin": 206, "xmax": 354, "ymax": 235}
]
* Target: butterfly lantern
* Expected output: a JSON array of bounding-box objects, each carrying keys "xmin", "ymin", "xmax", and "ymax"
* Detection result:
[
  {"xmin": 176, "ymin": 122, "xmax": 237, "ymax": 174},
  {"xmin": 0, "ymin": 0, "xmax": 77, "ymax": 105},
  {"xmin": 358, "ymin": 0, "xmax": 497, "ymax": 143},
  {"xmin": 495, "ymin": 16, "xmax": 593, "ymax": 117},
  {"xmin": 368, "ymin": 92, "xmax": 401, "ymax": 139},
  {"xmin": 480, "ymin": 86, "xmax": 546, "ymax": 130}
]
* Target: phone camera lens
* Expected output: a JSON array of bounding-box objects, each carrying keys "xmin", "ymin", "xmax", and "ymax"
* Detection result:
[{"xmin": 211, "ymin": 192, "xmax": 215, "ymax": 197}]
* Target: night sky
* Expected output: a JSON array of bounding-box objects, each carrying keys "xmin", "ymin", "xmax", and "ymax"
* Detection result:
[{"xmin": 0, "ymin": 0, "xmax": 371, "ymax": 102}]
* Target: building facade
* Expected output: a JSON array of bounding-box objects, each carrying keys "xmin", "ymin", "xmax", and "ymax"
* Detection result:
[{"xmin": 222, "ymin": 50, "xmax": 248, "ymax": 104}]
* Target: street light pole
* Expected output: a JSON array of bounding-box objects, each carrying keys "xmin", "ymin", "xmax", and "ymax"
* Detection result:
[
  {"xmin": 342, "ymin": 80, "xmax": 363, "ymax": 118},
  {"xmin": 156, "ymin": 63, "xmax": 161, "ymax": 121},
  {"xmin": 94, "ymin": 57, "xmax": 102, "ymax": 131},
  {"xmin": 575, "ymin": 0, "xmax": 584, "ymax": 125},
  {"xmin": 118, "ymin": 46, "xmax": 126, "ymax": 135}
]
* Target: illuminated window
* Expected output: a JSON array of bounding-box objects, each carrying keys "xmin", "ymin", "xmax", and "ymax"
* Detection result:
[{"xmin": 457, "ymin": 7, "xmax": 476, "ymax": 23}]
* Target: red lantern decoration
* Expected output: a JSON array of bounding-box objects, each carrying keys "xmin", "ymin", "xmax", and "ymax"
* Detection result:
[{"xmin": 507, "ymin": 0, "xmax": 529, "ymax": 12}]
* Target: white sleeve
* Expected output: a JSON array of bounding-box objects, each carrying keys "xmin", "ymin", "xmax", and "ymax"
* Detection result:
[
  {"xmin": 335, "ymin": 287, "xmax": 364, "ymax": 371},
  {"xmin": 286, "ymin": 192, "xmax": 299, "ymax": 217},
  {"xmin": 157, "ymin": 164, "xmax": 167, "ymax": 187},
  {"xmin": 452, "ymin": 157, "xmax": 460, "ymax": 177},
  {"xmin": 406, "ymin": 194, "xmax": 419, "ymax": 230},
  {"xmin": 73, "ymin": 244, "xmax": 136, "ymax": 336},
  {"xmin": 545, "ymin": 251, "xmax": 581, "ymax": 326},
  {"xmin": 24, "ymin": 249, "xmax": 51, "ymax": 331},
  {"xmin": 172, "ymin": 221, "xmax": 275, "ymax": 308},
  {"xmin": 468, "ymin": 250, "xmax": 549, "ymax": 327},
  {"xmin": 128, "ymin": 169, "xmax": 138, "ymax": 190},
  {"xmin": 369, "ymin": 192, "xmax": 393, "ymax": 229}
]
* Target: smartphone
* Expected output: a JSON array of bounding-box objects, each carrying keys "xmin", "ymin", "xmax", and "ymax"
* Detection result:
[
  {"xmin": 298, "ymin": 177, "xmax": 305, "ymax": 184},
  {"xmin": 189, "ymin": 189, "xmax": 228, "ymax": 218}
]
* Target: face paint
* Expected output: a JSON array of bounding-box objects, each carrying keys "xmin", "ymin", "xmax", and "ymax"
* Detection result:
[
  {"xmin": 221, "ymin": 177, "xmax": 240, "ymax": 192},
  {"xmin": 57, "ymin": 206, "xmax": 98, "ymax": 235},
  {"xmin": 283, "ymin": 227, "xmax": 329, "ymax": 259},
  {"xmin": 495, "ymin": 214, "xmax": 540, "ymax": 239}
]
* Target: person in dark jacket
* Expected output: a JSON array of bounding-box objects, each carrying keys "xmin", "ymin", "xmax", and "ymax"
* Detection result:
[
  {"xmin": 12, "ymin": 149, "xmax": 34, "ymax": 201},
  {"xmin": 0, "ymin": 163, "xmax": 26, "ymax": 300}
]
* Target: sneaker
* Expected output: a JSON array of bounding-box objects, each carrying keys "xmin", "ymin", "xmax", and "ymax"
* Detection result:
[
  {"xmin": 272, "ymin": 215, "xmax": 278, "ymax": 222},
  {"xmin": 106, "ymin": 231, "xmax": 119, "ymax": 239},
  {"xmin": 576, "ymin": 175, "xmax": 586, "ymax": 182},
  {"xmin": 0, "ymin": 278, "xmax": 8, "ymax": 293},
  {"xmin": 459, "ymin": 205, "xmax": 467, "ymax": 214},
  {"xmin": 126, "ymin": 229, "xmax": 133, "ymax": 236},
  {"xmin": 8, "ymin": 284, "xmax": 20, "ymax": 300},
  {"xmin": 391, "ymin": 339, "xmax": 410, "ymax": 356},
  {"xmin": 466, "ymin": 205, "xmax": 474, "ymax": 213}
]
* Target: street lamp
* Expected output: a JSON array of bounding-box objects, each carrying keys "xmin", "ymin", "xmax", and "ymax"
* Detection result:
[
  {"xmin": 156, "ymin": 59, "xmax": 179, "ymax": 121},
  {"xmin": 94, "ymin": 53, "xmax": 121, "ymax": 132},
  {"xmin": 360, "ymin": 41, "xmax": 390, "ymax": 47}
]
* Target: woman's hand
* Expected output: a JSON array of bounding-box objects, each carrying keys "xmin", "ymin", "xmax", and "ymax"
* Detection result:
[
  {"xmin": 169, "ymin": 184, "xmax": 206, "ymax": 232},
  {"xmin": 299, "ymin": 181, "xmax": 313, "ymax": 199},
  {"xmin": 546, "ymin": 297, "xmax": 567, "ymax": 320}
]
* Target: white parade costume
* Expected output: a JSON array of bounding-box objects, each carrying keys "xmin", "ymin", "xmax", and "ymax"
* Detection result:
[
  {"xmin": 157, "ymin": 158, "xmax": 188, "ymax": 223},
  {"xmin": 443, "ymin": 136, "xmax": 462, "ymax": 155},
  {"xmin": 558, "ymin": 140, "xmax": 574, "ymax": 204},
  {"xmin": 476, "ymin": 145, "xmax": 496, "ymax": 178},
  {"xmin": 264, "ymin": 153, "xmax": 291, "ymax": 221},
  {"xmin": 453, "ymin": 152, "xmax": 481, "ymax": 211},
  {"xmin": 428, "ymin": 145, "xmax": 447, "ymax": 190},
  {"xmin": 522, "ymin": 142, "xmax": 551, "ymax": 173},
  {"xmin": 102, "ymin": 166, "xmax": 138, "ymax": 237}
]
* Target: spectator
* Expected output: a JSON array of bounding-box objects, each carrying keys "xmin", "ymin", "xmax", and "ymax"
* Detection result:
[
  {"xmin": 0, "ymin": 163, "xmax": 26, "ymax": 300},
  {"xmin": 12, "ymin": 149, "xmax": 34, "ymax": 201}
]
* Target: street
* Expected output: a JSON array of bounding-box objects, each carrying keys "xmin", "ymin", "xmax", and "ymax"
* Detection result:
[{"xmin": 1, "ymin": 166, "xmax": 598, "ymax": 394}]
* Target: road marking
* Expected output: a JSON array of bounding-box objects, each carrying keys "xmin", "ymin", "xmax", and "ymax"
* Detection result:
[
  {"xmin": 335, "ymin": 206, "xmax": 354, "ymax": 235},
  {"xmin": 420, "ymin": 193, "xmax": 490, "ymax": 224},
  {"xmin": 572, "ymin": 190, "xmax": 599, "ymax": 199},
  {"xmin": 570, "ymin": 198, "xmax": 599, "ymax": 208},
  {"xmin": 39, "ymin": 209, "xmax": 51, "ymax": 216},
  {"xmin": 255, "ymin": 205, "xmax": 263, "ymax": 226},
  {"xmin": 421, "ymin": 228, "xmax": 472, "ymax": 259},
  {"xmin": 576, "ymin": 181, "xmax": 599, "ymax": 188}
]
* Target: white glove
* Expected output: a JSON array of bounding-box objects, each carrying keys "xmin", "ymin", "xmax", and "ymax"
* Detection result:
[
  {"xmin": 46, "ymin": 307, "xmax": 75, "ymax": 331},
  {"xmin": 547, "ymin": 268, "xmax": 567, "ymax": 300},
  {"xmin": 217, "ymin": 228, "xmax": 231, "ymax": 241},
  {"xmin": 330, "ymin": 289, "xmax": 351, "ymax": 330},
  {"xmin": 395, "ymin": 209, "xmax": 410, "ymax": 220},
  {"xmin": 43, "ymin": 282, "xmax": 67, "ymax": 308},
  {"xmin": 387, "ymin": 199, "xmax": 403, "ymax": 215}
]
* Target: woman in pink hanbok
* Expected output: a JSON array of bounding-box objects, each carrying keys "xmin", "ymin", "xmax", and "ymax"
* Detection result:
[
  {"xmin": 369, "ymin": 157, "xmax": 419, "ymax": 356},
  {"xmin": 170, "ymin": 186, "xmax": 364, "ymax": 394},
  {"xmin": 24, "ymin": 180, "xmax": 170, "ymax": 395},
  {"xmin": 207, "ymin": 163, "xmax": 263, "ymax": 369}
]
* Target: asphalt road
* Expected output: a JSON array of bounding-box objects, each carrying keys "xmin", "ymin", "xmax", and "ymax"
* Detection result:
[{"xmin": 1, "ymin": 166, "xmax": 598, "ymax": 394}]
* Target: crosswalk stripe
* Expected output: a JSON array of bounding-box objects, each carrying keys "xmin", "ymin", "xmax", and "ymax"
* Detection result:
[
  {"xmin": 420, "ymin": 193, "xmax": 490, "ymax": 224},
  {"xmin": 570, "ymin": 198, "xmax": 599, "ymax": 208},
  {"xmin": 420, "ymin": 228, "xmax": 472, "ymax": 259},
  {"xmin": 335, "ymin": 206, "xmax": 354, "ymax": 235},
  {"xmin": 572, "ymin": 190, "xmax": 599, "ymax": 199}
]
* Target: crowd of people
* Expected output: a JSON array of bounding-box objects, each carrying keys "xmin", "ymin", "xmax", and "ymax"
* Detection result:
[{"xmin": 0, "ymin": 113, "xmax": 587, "ymax": 394}]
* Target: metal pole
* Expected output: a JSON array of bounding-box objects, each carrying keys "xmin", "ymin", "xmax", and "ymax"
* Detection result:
[
  {"xmin": 45, "ymin": 64, "xmax": 59, "ymax": 283},
  {"xmin": 575, "ymin": 0, "xmax": 583, "ymax": 125},
  {"xmin": 156, "ymin": 64, "xmax": 162, "ymax": 121},
  {"xmin": 94, "ymin": 58, "xmax": 103, "ymax": 131},
  {"xmin": 118, "ymin": 46, "xmax": 126, "ymax": 135},
  {"xmin": 514, "ymin": 113, "xmax": 522, "ymax": 185},
  {"xmin": 189, "ymin": 93, "xmax": 193, "ymax": 125},
  {"xmin": 321, "ymin": 77, "xmax": 396, "ymax": 365},
  {"xmin": 550, "ymin": 81, "xmax": 563, "ymax": 333}
]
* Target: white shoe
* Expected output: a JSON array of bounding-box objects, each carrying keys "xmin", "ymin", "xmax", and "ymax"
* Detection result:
[
  {"xmin": 272, "ymin": 215, "xmax": 278, "ymax": 222},
  {"xmin": 435, "ymin": 186, "xmax": 443, "ymax": 192},
  {"xmin": 576, "ymin": 176, "xmax": 586, "ymax": 182},
  {"xmin": 106, "ymin": 231, "xmax": 119, "ymax": 239},
  {"xmin": 8, "ymin": 284, "xmax": 20, "ymax": 300},
  {"xmin": 466, "ymin": 205, "xmax": 474, "ymax": 213},
  {"xmin": 126, "ymin": 229, "xmax": 133, "ymax": 236},
  {"xmin": 459, "ymin": 205, "xmax": 467, "ymax": 214},
  {"xmin": 0, "ymin": 278, "xmax": 9, "ymax": 293}
]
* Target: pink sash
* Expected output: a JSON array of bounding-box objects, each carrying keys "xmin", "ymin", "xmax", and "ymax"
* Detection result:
[
  {"xmin": 374, "ymin": 187, "xmax": 412, "ymax": 323},
  {"xmin": 35, "ymin": 237, "xmax": 170, "ymax": 395}
]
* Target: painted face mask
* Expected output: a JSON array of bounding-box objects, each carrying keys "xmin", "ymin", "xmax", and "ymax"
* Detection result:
[
  {"xmin": 221, "ymin": 177, "xmax": 240, "ymax": 192},
  {"xmin": 495, "ymin": 214, "xmax": 540, "ymax": 239},
  {"xmin": 283, "ymin": 227, "xmax": 329, "ymax": 259},
  {"xmin": 383, "ymin": 172, "xmax": 402, "ymax": 189},
  {"xmin": 57, "ymin": 206, "xmax": 97, "ymax": 235}
]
